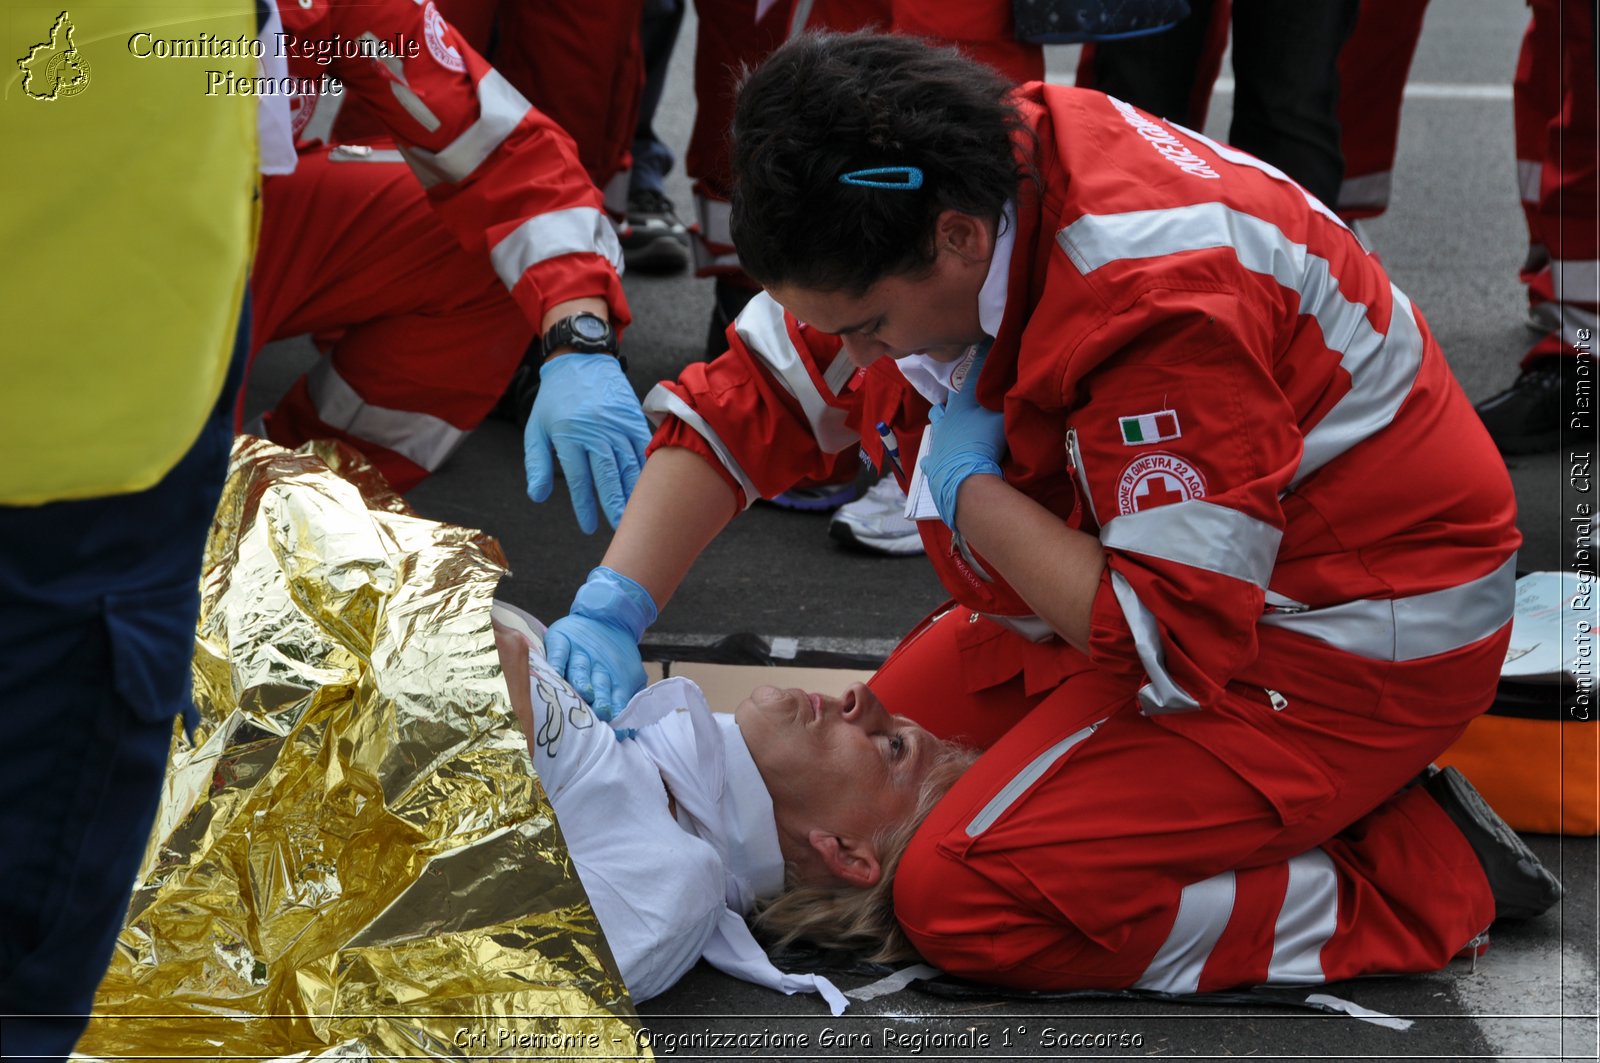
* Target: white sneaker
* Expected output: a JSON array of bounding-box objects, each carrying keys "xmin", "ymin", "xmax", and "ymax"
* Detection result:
[{"xmin": 829, "ymin": 476, "xmax": 924, "ymax": 556}]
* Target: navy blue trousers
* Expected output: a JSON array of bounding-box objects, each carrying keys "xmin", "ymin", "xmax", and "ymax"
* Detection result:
[{"xmin": 0, "ymin": 303, "xmax": 247, "ymax": 1060}]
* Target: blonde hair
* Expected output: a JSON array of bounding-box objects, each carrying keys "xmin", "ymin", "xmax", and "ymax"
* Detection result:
[{"xmin": 749, "ymin": 739, "xmax": 980, "ymax": 963}]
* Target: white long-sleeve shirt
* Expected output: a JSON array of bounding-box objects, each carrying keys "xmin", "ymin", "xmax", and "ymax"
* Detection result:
[{"xmin": 516, "ymin": 645, "xmax": 846, "ymax": 1012}]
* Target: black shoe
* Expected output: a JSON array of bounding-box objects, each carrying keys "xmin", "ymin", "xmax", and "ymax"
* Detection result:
[
  {"xmin": 620, "ymin": 189, "xmax": 690, "ymax": 275},
  {"xmin": 704, "ymin": 277, "xmax": 760, "ymax": 359},
  {"xmin": 1475, "ymin": 359, "xmax": 1563, "ymax": 454},
  {"xmin": 1423, "ymin": 766, "xmax": 1563, "ymax": 921}
]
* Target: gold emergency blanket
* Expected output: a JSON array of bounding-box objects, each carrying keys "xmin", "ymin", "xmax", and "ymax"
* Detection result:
[{"xmin": 76, "ymin": 438, "xmax": 646, "ymax": 1061}]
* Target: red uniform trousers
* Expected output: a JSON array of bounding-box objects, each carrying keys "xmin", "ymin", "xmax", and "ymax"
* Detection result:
[
  {"xmin": 687, "ymin": 0, "xmax": 1040, "ymax": 281},
  {"xmin": 334, "ymin": 0, "xmax": 646, "ymax": 216},
  {"xmin": 249, "ymin": 145, "xmax": 534, "ymax": 491},
  {"xmin": 685, "ymin": 0, "xmax": 804, "ymax": 279},
  {"xmin": 1514, "ymin": 0, "xmax": 1598, "ymax": 362},
  {"xmin": 492, "ymin": 0, "xmax": 646, "ymax": 216},
  {"xmin": 1333, "ymin": 0, "xmax": 1429, "ymax": 222},
  {"xmin": 873, "ymin": 609, "xmax": 1499, "ymax": 993}
]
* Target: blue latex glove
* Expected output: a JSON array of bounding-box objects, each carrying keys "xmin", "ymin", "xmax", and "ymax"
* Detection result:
[
  {"xmin": 545, "ymin": 566, "xmax": 657, "ymax": 720},
  {"xmin": 525, "ymin": 354, "xmax": 652, "ymax": 534},
  {"xmin": 924, "ymin": 347, "xmax": 1006, "ymax": 529}
]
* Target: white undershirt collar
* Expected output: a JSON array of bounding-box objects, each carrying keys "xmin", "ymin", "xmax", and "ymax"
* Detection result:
[{"xmin": 895, "ymin": 198, "xmax": 1016, "ymax": 405}]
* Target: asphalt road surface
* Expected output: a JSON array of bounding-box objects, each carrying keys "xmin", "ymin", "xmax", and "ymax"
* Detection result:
[{"xmin": 248, "ymin": 2, "xmax": 1598, "ymax": 1058}]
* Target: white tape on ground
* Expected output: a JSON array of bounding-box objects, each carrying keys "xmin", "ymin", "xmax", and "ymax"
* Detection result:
[
  {"xmin": 847, "ymin": 964, "xmax": 942, "ymax": 1002},
  {"xmin": 1305, "ymin": 993, "xmax": 1414, "ymax": 1031}
]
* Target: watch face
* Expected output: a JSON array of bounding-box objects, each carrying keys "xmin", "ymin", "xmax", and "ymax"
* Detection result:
[{"xmin": 573, "ymin": 314, "xmax": 610, "ymax": 341}]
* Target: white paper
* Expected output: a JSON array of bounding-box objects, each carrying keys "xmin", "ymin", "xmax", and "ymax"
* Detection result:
[{"xmin": 1501, "ymin": 571, "xmax": 1591, "ymax": 682}]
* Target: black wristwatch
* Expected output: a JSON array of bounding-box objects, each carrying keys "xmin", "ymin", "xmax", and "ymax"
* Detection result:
[{"xmin": 542, "ymin": 312, "xmax": 618, "ymax": 359}]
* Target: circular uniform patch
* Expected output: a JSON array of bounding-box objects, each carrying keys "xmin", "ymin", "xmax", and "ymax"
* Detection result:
[
  {"xmin": 1117, "ymin": 451, "xmax": 1207, "ymax": 514},
  {"xmin": 423, "ymin": 2, "xmax": 466, "ymax": 72},
  {"xmin": 288, "ymin": 90, "xmax": 318, "ymax": 136}
]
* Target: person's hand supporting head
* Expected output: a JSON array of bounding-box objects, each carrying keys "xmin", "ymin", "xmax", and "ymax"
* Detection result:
[{"xmin": 544, "ymin": 565, "xmax": 657, "ymax": 719}]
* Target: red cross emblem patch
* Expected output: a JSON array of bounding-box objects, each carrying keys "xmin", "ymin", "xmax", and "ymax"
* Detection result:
[{"xmin": 1116, "ymin": 452, "xmax": 1207, "ymax": 514}]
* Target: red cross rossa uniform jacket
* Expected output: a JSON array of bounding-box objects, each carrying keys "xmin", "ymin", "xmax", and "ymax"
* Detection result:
[{"xmin": 649, "ymin": 82, "xmax": 1519, "ymax": 719}]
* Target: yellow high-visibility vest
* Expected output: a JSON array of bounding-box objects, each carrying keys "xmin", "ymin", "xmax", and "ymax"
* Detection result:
[{"xmin": 1, "ymin": 0, "xmax": 259, "ymax": 504}]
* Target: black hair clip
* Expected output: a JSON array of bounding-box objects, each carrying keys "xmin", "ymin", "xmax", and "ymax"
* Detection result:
[{"xmin": 838, "ymin": 166, "xmax": 925, "ymax": 189}]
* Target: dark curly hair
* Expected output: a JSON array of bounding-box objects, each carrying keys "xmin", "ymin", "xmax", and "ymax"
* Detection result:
[{"xmin": 729, "ymin": 31, "xmax": 1030, "ymax": 296}]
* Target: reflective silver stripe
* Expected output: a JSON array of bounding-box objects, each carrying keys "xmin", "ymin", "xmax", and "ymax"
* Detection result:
[
  {"xmin": 1135, "ymin": 871, "xmax": 1236, "ymax": 994},
  {"xmin": 1267, "ymin": 849, "xmax": 1338, "ymax": 985},
  {"xmin": 980, "ymin": 612, "xmax": 1058, "ymax": 643},
  {"xmin": 1259, "ymin": 552, "xmax": 1517, "ymax": 661},
  {"xmin": 397, "ymin": 69, "xmax": 528, "ymax": 187},
  {"xmin": 1065, "ymin": 428, "xmax": 1101, "ymax": 526},
  {"xmin": 1111, "ymin": 571, "xmax": 1201, "ymax": 714},
  {"xmin": 1556, "ymin": 306, "xmax": 1600, "ymax": 347},
  {"xmin": 489, "ymin": 207, "xmax": 626, "ymax": 290},
  {"xmin": 695, "ymin": 191, "xmax": 735, "ymax": 249},
  {"xmin": 787, "ymin": 0, "xmax": 817, "ymax": 37},
  {"xmin": 822, "ymin": 348, "xmax": 858, "ymax": 396},
  {"xmin": 733, "ymin": 294, "xmax": 858, "ymax": 453},
  {"xmin": 965, "ymin": 721, "xmax": 1102, "ymax": 837},
  {"xmin": 1264, "ymin": 588, "xmax": 1309, "ymax": 613},
  {"xmin": 361, "ymin": 32, "xmax": 441, "ymax": 135},
  {"xmin": 1529, "ymin": 301, "xmax": 1600, "ymax": 347},
  {"xmin": 602, "ymin": 167, "xmax": 630, "ymax": 219},
  {"xmin": 1101, "ymin": 500, "xmax": 1281, "ymax": 589},
  {"xmin": 1180, "ymin": 124, "xmax": 1346, "ymax": 229},
  {"xmin": 642, "ymin": 383, "xmax": 763, "ymax": 509},
  {"xmin": 1296, "ymin": 283, "xmax": 1423, "ymax": 485},
  {"xmin": 1518, "ymin": 159, "xmax": 1542, "ymax": 204},
  {"xmin": 306, "ymin": 359, "xmax": 466, "ymax": 471},
  {"xmin": 1337, "ymin": 170, "xmax": 1392, "ymax": 210},
  {"xmin": 1056, "ymin": 204, "xmax": 1424, "ymax": 488},
  {"xmin": 1553, "ymin": 259, "xmax": 1600, "ymax": 305}
]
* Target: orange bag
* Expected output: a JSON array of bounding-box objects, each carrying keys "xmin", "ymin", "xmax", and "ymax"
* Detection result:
[{"xmin": 1436, "ymin": 685, "xmax": 1598, "ymax": 836}]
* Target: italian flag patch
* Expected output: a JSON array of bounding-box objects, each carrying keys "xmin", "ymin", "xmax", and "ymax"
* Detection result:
[{"xmin": 1119, "ymin": 410, "xmax": 1181, "ymax": 445}]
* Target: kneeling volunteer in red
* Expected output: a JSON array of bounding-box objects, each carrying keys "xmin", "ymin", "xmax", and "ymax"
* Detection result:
[{"xmin": 543, "ymin": 32, "xmax": 1530, "ymax": 993}]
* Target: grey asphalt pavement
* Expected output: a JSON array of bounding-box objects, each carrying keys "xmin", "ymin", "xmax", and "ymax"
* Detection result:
[{"xmin": 247, "ymin": 2, "xmax": 1598, "ymax": 1058}]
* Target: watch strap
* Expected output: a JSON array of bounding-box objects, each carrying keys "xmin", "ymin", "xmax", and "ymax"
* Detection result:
[{"xmin": 542, "ymin": 312, "xmax": 618, "ymax": 358}]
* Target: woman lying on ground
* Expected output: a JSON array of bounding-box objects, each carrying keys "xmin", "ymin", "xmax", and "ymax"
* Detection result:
[{"xmin": 492, "ymin": 611, "xmax": 977, "ymax": 1010}]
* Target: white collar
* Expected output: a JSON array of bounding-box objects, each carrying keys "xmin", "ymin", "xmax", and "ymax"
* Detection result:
[
  {"xmin": 895, "ymin": 198, "xmax": 1016, "ymax": 404},
  {"xmin": 617, "ymin": 678, "xmax": 847, "ymax": 1014},
  {"xmin": 617, "ymin": 678, "xmax": 785, "ymax": 911},
  {"xmin": 978, "ymin": 197, "xmax": 1017, "ymax": 339}
]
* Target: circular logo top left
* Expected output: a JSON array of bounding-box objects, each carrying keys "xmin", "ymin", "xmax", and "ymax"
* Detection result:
[{"xmin": 18, "ymin": 11, "xmax": 92, "ymax": 101}]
